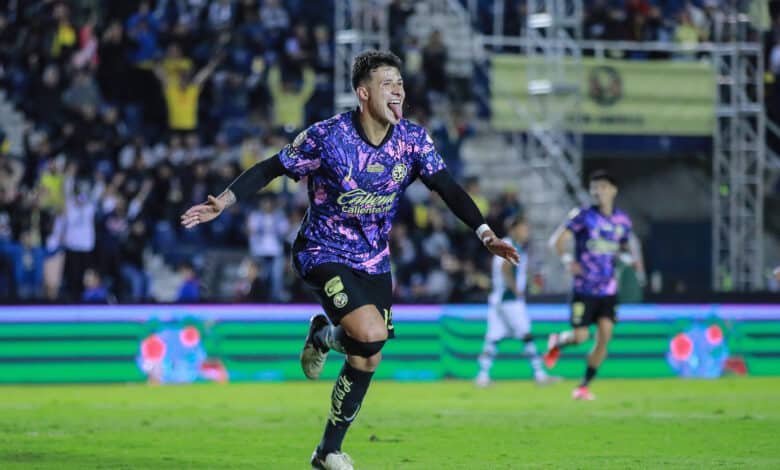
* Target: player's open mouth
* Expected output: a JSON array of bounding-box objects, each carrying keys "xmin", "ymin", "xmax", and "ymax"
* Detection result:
[{"xmin": 388, "ymin": 100, "xmax": 402, "ymax": 120}]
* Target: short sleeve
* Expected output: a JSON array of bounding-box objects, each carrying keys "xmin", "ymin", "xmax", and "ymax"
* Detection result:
[
  {"xmin": 565, "ymin": 207, "xmax": 586, "ymax": 234},
  {"xmin": 409, "ymin": 126, "xmax": 446, "ymax": 184},
  {"xmin": 278, "ymin": 127, "xmax": 323, "ymax": 180}
]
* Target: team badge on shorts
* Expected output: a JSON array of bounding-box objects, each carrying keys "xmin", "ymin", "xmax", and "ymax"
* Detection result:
[
  {"xmin": 333, "ymin": 292, "xmax": 349, "ymax": 308},
  {"xmin": 391, "ymin": 163, "xmax": 408, "ymax": 182}
]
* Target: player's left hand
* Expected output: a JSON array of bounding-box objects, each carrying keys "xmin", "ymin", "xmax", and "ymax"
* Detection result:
[
  {"xmin": 180, "ymin": 195, "xmax": 225, "ymax": 229},
  {"xmin": 484, "ymin": 236, "xmax": 520, "ymax": 266}
]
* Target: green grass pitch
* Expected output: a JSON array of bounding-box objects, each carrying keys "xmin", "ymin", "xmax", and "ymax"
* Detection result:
[{"xmin": 1, "ymin": 378, "xmax": 778, "ymax": 469}]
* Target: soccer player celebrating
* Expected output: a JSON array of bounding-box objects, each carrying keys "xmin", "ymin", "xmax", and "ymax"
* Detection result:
[
  {"xmin": 475, "ymin": 215, "xmax": 559, "ymax": 387},
  {"xmin": 181, "ymin": 51, "xmax": 518, "ymax": 469},
  {"xmin": 543, "ymin": 170, "xmax": 638, "ymax": 401}
]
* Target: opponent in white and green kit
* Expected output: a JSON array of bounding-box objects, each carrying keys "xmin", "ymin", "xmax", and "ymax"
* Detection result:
[{"xmin": 476, "ymin": 216, "xmax": 559, "ymax": 386}]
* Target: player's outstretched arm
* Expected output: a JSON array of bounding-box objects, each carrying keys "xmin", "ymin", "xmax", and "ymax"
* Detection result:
[
  {"xmin": 180, "ymin": 192, "xmax": 233, "ymax": 229},
  {"xmin": 180, "ymin": 155, "xmax": 287, "ymax": 229},
  {"xmin": 425, "ymin": 170, "xmax": 519, "ymax": 266}
]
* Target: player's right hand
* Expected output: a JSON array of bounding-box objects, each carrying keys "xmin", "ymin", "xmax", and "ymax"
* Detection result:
[
  {"xmin": 180, "ymin": 195, "xmax": 225, "ymax": 229},
  {"xmin": 568, "ymin": 261, "xmax": 583, "ymax": 275}
]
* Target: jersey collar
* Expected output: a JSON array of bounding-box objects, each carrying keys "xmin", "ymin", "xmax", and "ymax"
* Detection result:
[{"xmin": 351, "ymin": 109, "xmax": 395, "ymax": 149}]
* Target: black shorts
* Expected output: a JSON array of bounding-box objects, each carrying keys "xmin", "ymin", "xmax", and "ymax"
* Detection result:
[
  {"xmin": 570, "ymin": 293, "xmax": 617, "ymax": 327},
  {"xmin": 299, "ymin": 262, "xmax": 395, "ymax": 338}
]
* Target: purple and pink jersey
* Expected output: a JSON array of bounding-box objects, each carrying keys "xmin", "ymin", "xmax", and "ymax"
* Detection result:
[
  {"xmin": 566, "ymin": 205, "xmax": 632, "ymax": 297},
  {"xmin": 279, "ymin": 111, "xmax": 446, "ymax": 276}
]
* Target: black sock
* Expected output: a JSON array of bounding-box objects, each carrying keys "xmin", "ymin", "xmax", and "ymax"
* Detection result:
[
  {"xmin": 318, "ymin": 361, "xmax": 374, "ymax": 456},
  {"xmin": 581, "ymin": 366, "xmax": 597, "ymax": 387},
  {"xmin": 314, "ymin": 325, "xmax": 384, "ymax": 357}
]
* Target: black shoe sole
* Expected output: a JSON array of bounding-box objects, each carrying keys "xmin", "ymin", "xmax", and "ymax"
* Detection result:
[{"xmin": 305, "ymin": 313, "xmax": 330, "ymax": 352}]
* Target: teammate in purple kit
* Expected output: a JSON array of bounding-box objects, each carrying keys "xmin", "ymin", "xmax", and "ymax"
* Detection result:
[
  {"xmin": 180, "ymin": 51, "xmax": 518, "ymax": 469},
  {"xmin": 543, "ymin": 170, "xmax": 639, "ymax": 401}
]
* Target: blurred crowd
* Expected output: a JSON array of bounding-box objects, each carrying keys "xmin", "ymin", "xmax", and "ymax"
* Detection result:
[{"xmin": 465, "ymin": 0, "xmax": 759, "ymax": 45}]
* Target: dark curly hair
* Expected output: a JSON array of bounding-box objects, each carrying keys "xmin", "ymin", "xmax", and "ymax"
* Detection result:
[
  {"xmin": 589, "ymin": 169, "xmax": 618, "ymax": 187},
  {"xmin": 351, "ymin": 50, "xmax": 402, "ymax": 91}
]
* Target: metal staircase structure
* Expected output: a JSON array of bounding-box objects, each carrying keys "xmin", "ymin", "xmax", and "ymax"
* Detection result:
[
  {"xmin": 711, "ymin": 8, "xmax": 765, "ymax": 291},
  {"xmin": 517, "ymin": 0, "xmax": 588, "ymax": 292}
]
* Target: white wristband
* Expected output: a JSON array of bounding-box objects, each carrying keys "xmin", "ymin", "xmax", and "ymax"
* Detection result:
[
  {"xmin": 476, "ymin": 224, "xmax": 493, "ymax": 244},
  {"xmin": 560, "ymin": 253, "xmax": 574, "ymax": 265}
]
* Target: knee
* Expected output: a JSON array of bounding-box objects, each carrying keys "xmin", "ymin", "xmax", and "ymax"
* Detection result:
[
  {"xmin": 596, "ymin": 330, "xmax": 613, "ymax": 346},
  {"xmin": 350, "ymin": 323, "xmax": 388, "ymax": 344},
  {"xmin": 597, "ymin": 322, "xmax": 614, "ymax": 343},
  {"xmin": 341, "ymin": 307, "xmax": 388, "ymax": 357}
]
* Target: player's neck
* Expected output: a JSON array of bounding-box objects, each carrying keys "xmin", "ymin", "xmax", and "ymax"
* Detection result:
[
  {"xmin": 598, "ymin": 203, "xmax": 614, "ymax": 216},
  {"xmin": 357, "ymin": 109, "xmax": 392, "ymax": 147}
]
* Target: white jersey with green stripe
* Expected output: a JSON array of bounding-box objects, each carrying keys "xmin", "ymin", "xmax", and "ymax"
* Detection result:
[{"xmin": 489, "ymin": 237, "xmax": 528, "ymax": 304}]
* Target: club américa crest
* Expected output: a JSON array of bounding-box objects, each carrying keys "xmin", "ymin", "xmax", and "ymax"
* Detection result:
[{"xmin": 391, "ymin": 163, "xmax": 407, "ymax": 183}]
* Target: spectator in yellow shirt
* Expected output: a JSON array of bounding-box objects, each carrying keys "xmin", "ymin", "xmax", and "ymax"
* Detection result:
[
  {"xmin": 268, "ymin": 65, "xmax": 315, "ymax": 131},
  {"xmin": 51, "ymin": 3, "xmax": 76, "ymax": 58},
  {"xmin": 155, "ymin": 55, "xmax": 221, "ymax": 134}
]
